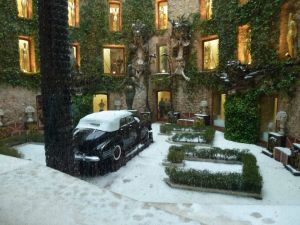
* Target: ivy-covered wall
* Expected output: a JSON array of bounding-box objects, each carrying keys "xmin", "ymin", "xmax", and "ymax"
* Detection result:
[{"xmin": 0, "ymin": 0, "xmax": 299, "ymax": 141}]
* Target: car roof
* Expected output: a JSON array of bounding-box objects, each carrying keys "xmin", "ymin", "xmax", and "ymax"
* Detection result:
[{"xmin": 75, "ymin": 110, "xmax": 133, "ymax": 132}]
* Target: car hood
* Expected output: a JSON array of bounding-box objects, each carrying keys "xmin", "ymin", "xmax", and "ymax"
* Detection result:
[{"xmin": 73, "ymin": 128, "xmax": 111, "ymax": 153}]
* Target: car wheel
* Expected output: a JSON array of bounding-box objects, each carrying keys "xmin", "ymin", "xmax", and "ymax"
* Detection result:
[{"xmin": 111, "ymin": 144, "xmax": 124, "ymax": 172}]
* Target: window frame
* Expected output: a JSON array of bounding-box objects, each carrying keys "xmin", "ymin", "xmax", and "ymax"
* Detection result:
[
  {"xmin": 17, "ymin": 0, "xmax": 33, "ymax": 19},
  {"xmin": 68, "ymin": 0, "xmax": 80, "ymax": 27},
  {"xmin": 19, "ymin": 36, "xmax": 36, "ymax": 74},
  {"xmin": 156, "ymin": 0, "xmax": 168, "ymax": 30},
  {"xmin": 201, "ymin": 37, "xmax": 219, "ymax": 71},
  {"xmin": 103, "ymin": 45, "xmax": 125, "ymax": 76},
  {"xmin": 156, "ymin": 44, "xmax": 169, "ymax": 73},
  {"xmin": 108, "ymin": 0, "xmax": 122, "ymax": 32},
  {"xmin": 72, "ymin": 42, "xmax": 81, "ymax": 67}
]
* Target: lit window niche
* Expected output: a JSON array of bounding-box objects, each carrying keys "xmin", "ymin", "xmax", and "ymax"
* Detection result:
[
  {"xmin": 200, "ymin": 0, "xmax": 213, "ymax": 20},
  {"xmin": 260, "ymin": 96, "xmax": 278, "ymax": 142},
  {"xmin": 68, "ymin": 0, "xmax": 79, "ymax": 27},
  {"xmin": 103, "ymin": 46, "xmax": 125, "ymax": 75},
  {"xmin": 72, "ymin": 43, "xmax": 80, "ymax": 67},
  {"xmin": 203, "ymin": 38, "xmax": 219, "ymax": 71},
  {"xmin": 157, "ymin": 45, "xmax": 168, "ymax": 73},
  {"xmin": 238, "ymin": 24, "xmax": 252, "ymax": 65},
  {"xmin": 19, "ymin": 37, "xmax": 36, "ymax": 73},
  {"xmin": 157, "ymin": 0, "xmax": 168, "ymax": 30},
  {"xmin": 93, "ymin": 94, "xmax": 108, "ymax": 112},
  {"xmin": 279, "ymin": 1, "xmax": 299, "ymax": 59},
  {"xmin": 109, "ymin": 1, "xmax": 121, "ymax": 32},
  {"xmin": 213, "ymin": 93, "xmax": 226, "ymax": 128},
  {"xmin": 17, "ymin": 0, "xmax": 32, "ymax": 19},
  {"xmin": 239, "ymin": 0, "xmax": 249, "ymax": 6}
]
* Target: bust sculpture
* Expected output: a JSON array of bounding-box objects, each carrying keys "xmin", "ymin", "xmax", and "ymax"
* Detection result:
[
  {"xmin": 25, "ymin": 106, "xmax": 35, "ymax": 123},
  {"xmin": 276, "ymin": 111, "xmax": 287, "ymax": 135},
  {"xmin": 287, "ymin": 13, "xmax": 298, "ymax": 58}
]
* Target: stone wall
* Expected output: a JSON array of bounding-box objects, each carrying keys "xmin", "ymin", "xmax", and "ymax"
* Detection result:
[
  {"xmin": 279, "ymin": 86, "xmax": 300, "ymax": 139},
  {"xmin": 0, "ymin": 84, "xmax": 40, "ymax": 126},
  {"xmin": 168, "ymin": 0, "xmax": 199, "ymax": 20}
]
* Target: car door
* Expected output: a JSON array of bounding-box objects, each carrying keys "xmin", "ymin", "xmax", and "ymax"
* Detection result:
[
  {"xmin": 126, "ymin": 116, "xmax": 138, "ymax": 147},
  {"xmin": 119, "ymin": 117, "xmax": 131, "ymax": 150}
]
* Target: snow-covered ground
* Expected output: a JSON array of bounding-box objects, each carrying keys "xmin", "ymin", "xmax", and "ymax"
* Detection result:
[
  {"xmin": 183, "ymin": 160, "xmax": 242, "ymax": 174},
  {"xmin": 3, "ymin": 123, "xmax": 300, "ymax": 225}
]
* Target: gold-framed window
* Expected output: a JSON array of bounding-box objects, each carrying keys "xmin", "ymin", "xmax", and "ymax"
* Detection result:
[
  {"xmin": 109, "ymin": 1, "xmax": 122, "ymax": 32},
  {"xmin": 17, "ymin": 0, "xmax": 33, "ymax": 19},
  {"xmin": 18, "ymin": 36, "xmax": 36, "ymax": 73},
  {"xmin": 103, "ymin": 45, "xmax": 125, "ymax": 75},
  {"xmin": 68, "ymin": 0, "xmax": 79, "ymax": 27},
  {"xmin": 156, "ymin": 0, "xmax": 168, "ymax": 30}
]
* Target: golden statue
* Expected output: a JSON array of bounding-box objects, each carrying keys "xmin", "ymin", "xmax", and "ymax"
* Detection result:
[
  {"xmin": 68, "ymin": 0, "xmax": 76, "ymax": 26},
  {"xmin": 20, "ymin": 42, "xmax": 29, "ymax": 72},
  {"xmin": 21, "ymin": 0, "xmax": 28, "ymax": 17},
  {"xmin": 206, "ymin": 0, "xmax": 212, "ymax": 19},
  {"xmin": 287, "ymin": 13, "xmax": 298, "ymax": 58},
  {"xmin": 242, "ymin": 28, "xmax": 251, "ymax": 64},
  {"xmin": 110, "ymin": 6, "xmax": 120, "ymax": 31}
]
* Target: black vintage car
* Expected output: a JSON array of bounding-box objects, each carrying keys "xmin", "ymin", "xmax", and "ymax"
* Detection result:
[{"xmin": 73, "ymin": 110, "xmax": 153, "ymax": 175}]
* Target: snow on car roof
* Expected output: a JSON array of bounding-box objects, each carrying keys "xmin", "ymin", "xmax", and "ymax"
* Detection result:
[{"xmin": 76, "ymin": 110, "xmax": 133, "ymax": 132}]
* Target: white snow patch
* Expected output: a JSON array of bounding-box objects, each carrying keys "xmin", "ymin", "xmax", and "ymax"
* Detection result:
[
  {"xmin": 183, "ymin": 160, "xmax": 242, "ymax": 174},
  {"xmin": 14, "ymin": 143, "xmax": 46, "ymax": 165}
]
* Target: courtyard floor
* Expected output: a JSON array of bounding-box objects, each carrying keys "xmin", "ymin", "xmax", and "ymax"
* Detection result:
[{"xmin": 1, "ymin": 123, "xmax": 300, "ymax": 225}]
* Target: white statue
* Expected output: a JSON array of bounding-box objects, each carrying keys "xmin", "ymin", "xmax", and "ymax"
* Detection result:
[
  {"xmin": 21, "ymin": 0, "xmax": 28, "ymax": 17},
  {"xmin": 25, "ymin": 106, "xmax": 35, "ymax": 123},
  {"xmin": 200, "ymin": 100, "xmax": 208, "ymax": 115},
  {"xmin": 276, "ymin": 111, "xmax": 287, "ymax": 135},
  {"xmin": 287, "ymin": 13, "xmax": 298, "ymax": 58}
]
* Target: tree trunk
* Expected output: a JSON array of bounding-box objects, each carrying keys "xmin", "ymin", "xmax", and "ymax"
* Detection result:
[{"xmin": 38, "ymin": 0, "xmax": 74, "ymax": 174}]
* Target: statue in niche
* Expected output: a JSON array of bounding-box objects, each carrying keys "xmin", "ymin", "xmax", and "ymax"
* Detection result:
[
  {"xmin": 130, "ymin": 20, "xmax": 148, "ymax": 79},
  {"xmin": 110, "ymin": 5, "xmax": 120, "ymax": 31},
  {"xmin": 286, "ymin": 13, "xmax": 298, "ymax": 58},
  {"xmin": 170, "ymin": 16, "xmax": 192, "ymax": 81},
  {"xmin": 68, "ymin": 0, "xmax": 76, "ymax": 26},
  {"xmin": 20, "ymin": 42, "xmax": 29, "ymax": 72},
  {"xmin": 121, "ymin": 64, "xmax": 141, "ymax": 110},
  {"xmin": 159, "ymin": 4, "xmax": 168, "ymax": 29},
  {"xmin": 242, "ymin": 28, "xmax": 251, "ymax": 64},
  {"xmin": 205, "ymin": 0, "xmax": 212, "ymax": 20},
  {"xmin": 204, "ymin": 41, "xmax": 217, "ymax": 70},
  {"xmin": 21, "ymin": 0, "xmax": 28, "ymax": 17}
]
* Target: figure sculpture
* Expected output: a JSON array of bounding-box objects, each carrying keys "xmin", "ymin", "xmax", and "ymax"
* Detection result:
[
  {"xmin": 130, "ymin": 20, "xmax": 148, "ymax": 79},
  {"xmin": 276, "ymin": 111, "xmax": 287, "ymax": 135},
  {"xmin": 21, "ymin": 0, "xmax": 28, "ymax": 17},
  {"xmin": 20, "ymin": 42, "xmax": 29, "ymax": 72},
  {"xmin": 170, "ymin": 16, "xmax": 192, "ymax": 81},
  {"xmin": 287, "ymin": 13, "xmax": 298, "ymax": 58},
  {"xmin": 122, "ymin": 64, "xmax": 140, "ymax": 110},
  {"xmin": 68, "ymin": 0, "xmax": 76, "ymax": 26},
  {"xmin": 205, "ymin": 0, "xmax": 212, "ymax": 19},
  {"xmin": 110, "ymin": 6, "xmax": 120, "ymax": 31},
  {"xmin": 99, "ymin": 99, "xmax": 105, "ymax": 111},
  {"xmin": 243, "ymin": 28, "xmax": 251, "ymax": 64}
]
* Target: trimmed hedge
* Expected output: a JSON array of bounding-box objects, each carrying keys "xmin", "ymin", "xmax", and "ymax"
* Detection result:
[
  {"xmin": 167, "ymin": 147, "xmax": 185, "ymax": 163},
  {"xmin": 165, "ymin": 147, "xmax": 263, "ymax": 194},
  {"xmin": 166, "ymin": 167, "xmax": 242, "ymax": 191}
]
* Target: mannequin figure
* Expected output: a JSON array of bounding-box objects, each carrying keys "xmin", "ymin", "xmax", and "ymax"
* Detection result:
[
  {"xmin": 20, "ymin": 42, "xmax": 29, "ymax": 72},
  {"xmin": 21, "ymin": 0, "xmax": 28, "ymax": 17},
  {"xmin": 287, "ymin": 13, "xmax": 298, "ymax": 58}
]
